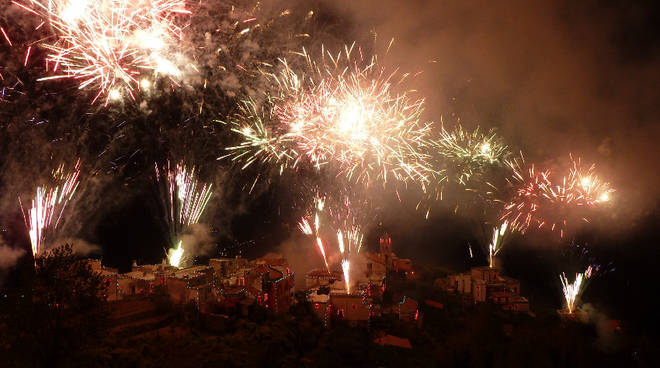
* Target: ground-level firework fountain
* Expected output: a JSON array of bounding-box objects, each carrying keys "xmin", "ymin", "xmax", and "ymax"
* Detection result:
[
  {"xmin": 488, "ymin": 221, "xmax": 510, "ymax": 268},
  {"xmin": 559, "ymin": 265, "xmax": 593, "ymax": 314},
  {"xmin": 168, "ymin": 240, "xmax": 184, "ymax": 268},
  {"xmin": 19, "ymin": 160, "xmax": 81, "ymax": 258},
  {"xmin": 155, "ymin": 160, "xmax": 213, "ymax": 267}
]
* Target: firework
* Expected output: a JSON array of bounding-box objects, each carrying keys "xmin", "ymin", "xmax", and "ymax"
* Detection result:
[
  {"xmin": 155, "ymin": 160, "xmax": 213, "ymax": 267},
  {"xmin": 413, "ymin": 124, "xmax": 510, "ymax": 219},
  {"xmin": 501, "ymin": 155, "xmax": 614, "ymax": 238},
  {"xmin": 298, "ymin": 188, "xmax": 367, "ymax": 289},
  {"xmin": 223, "ymin": 43, "xmax": 434, "ymax": 188},
  {"xmin": 488, "ymin": 221, "xmax": 511, "ymax": 268},
  {"xmin": 168, "ymin": 239, "xmax": 184, "ymax": 267},
  {"xmin": 14, "ymin": 0, "xmax": 191, "ymax": 103},
  {"xmin": 0, "ymin": 25, "xmax": 12, "ymax": 46},
  {"xmin": 337, "ymin": 227, "xmax": 363, "ymax": 294},
  {"xmin": 430, "ymin": 124, "xmax": 510, "ymax": 185},
  {"xmin": 559, "ymin": 265, "xmax": 593, "ymax": 314},
  {"xmin": 19, "ymin": 159, "xmax": 81, "ymax": 257},
  {"xmin": 565, "ymin": 155, "xmax": 615, "ymax": 206},
  {"xmin": 341, "ymin": 259, "xmax": 351, "ymax": 294},
  {"xmin": 298, "ymin": 194, "xmax": 329, "ymax": 272}
]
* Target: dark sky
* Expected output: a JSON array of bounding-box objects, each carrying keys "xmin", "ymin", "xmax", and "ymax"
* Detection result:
[{"xmin": 1, "ymin": 0, "xmax": 660, "ymax": 335}]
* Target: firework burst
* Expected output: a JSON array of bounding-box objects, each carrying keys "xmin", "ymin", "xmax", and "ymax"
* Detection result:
[
  {"xmin": 19, "ymin": 159, "xmax": 81, "ymax": 257},
  {"xmin": 14, "ymin": 0, "xmax": 191, "ymax": 103},
  {"xmin": 501, "ymin": 155, "xmax": 614, "ymax": 238},
  {"xmin": 431, "ymin": 124, "xmax": 510, "ymax": 185},
  {"xmin": 414, "ymin": 124, "xmax": 511, "ymax": 218},
  {"xmin": 223, "ymin": 43, "xmax": 434, "ymax": 188}
]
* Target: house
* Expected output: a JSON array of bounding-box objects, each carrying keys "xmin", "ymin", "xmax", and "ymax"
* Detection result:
[
  {"xmin": 305, "ymin": 268, "xmax": 343, "ymax": 289},
  {"xmin": 86, "ymin": 259, "xmax": 120, "ymax": 301},
  {"xmin": 328, "ymin": 292, "xmax": 371, "ymax": 324},
  {"xmin": 445, "ymin": 266, "xmax": 530, "ymax": 312}
]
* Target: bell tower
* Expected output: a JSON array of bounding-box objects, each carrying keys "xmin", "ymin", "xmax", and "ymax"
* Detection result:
[
  {"xmin": 379, "ymin": 233, "xmax": 392, "ymax": 255},
  {"xmin": 379, "ymin": 233, "xmax": 393, "ymax": 271}
]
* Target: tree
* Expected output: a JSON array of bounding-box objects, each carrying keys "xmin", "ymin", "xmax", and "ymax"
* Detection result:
[{"xmin": 0, "ymin": 244, "xmax": 107, "ymax": 367}]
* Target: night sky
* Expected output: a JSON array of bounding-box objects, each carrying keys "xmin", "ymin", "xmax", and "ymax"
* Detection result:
[{"xmin": 1, "ymin": 0, "xmax": 660, "ymax": 337}]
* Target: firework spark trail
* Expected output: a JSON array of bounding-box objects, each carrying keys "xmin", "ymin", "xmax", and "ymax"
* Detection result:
[
  {"xmin": 341, "ymin": 259, "xmax": 351, "ymax": 294},
  {"xmin": 337, "ymin": 226, "xmax": 363, "ymax": 294},
  {"xmin": 14, "ymin": 0, "xmax": 191, "ymax": 103},
  {"xmin": 155, "ymin": 160, "xmax": 213, "ymax": 267},
  {"xmin": 298, "ymin": 194, "xmax": 330, "ymax": 272},
  {"xmin": 501, "ymin": 155, "xmax": 613, "ymax": 238},
  {"xmin": 19, "ymin": 159, "xmax": 81, "ymax": 257},
  {"xmin": 332, "ymin": 196, "xmax": 365, "ymax": 294},
  {"xmin": 223, "ymin": 43, "xmax": 435, "ymax": 188},
  {"xmin": 298, "ymin": 189, "xmax": 367, "ymax": 289},
  {"xmin": 0, "ymin": 26, "xmax": 12, "ymax": 46},
  {"xmin": 488, "ymin": 221, "xmax": 510, "ymax": 268},
  {"xmin": 560, "ymin": 265, "xmax": 593, "ymax": 314}
]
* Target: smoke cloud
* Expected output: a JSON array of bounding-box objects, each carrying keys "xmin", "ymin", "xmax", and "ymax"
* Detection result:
[
  {"xmin": 180, "ymin": 223, "xmax": 216, "ymax": 260},
  {"xmin": 579, "ymin": 303, "xmax": 620, "ymax": 350},
  {"xmin": 0, "ymin": 243, "xmax": 25, "ymax": 270},
  {"xmin": 277, "ymin": 236, "xmax": 327, "ymax": 288},
  {"xmin": 49, "ymin": 237, "xmax": 102, "ymax": 256},
  {"xmin": 329, "ymin": 0, "xmax": 660, "ymax": 228}
]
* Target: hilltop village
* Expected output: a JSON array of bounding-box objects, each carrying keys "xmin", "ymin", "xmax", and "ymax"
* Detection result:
[
  {"xmin": 89, "ymin": 234, "xmax": 531, "ymax": 333},
  {"xmin": 3, "ymin": 237, "xmax": 638, "ymax": 367}
]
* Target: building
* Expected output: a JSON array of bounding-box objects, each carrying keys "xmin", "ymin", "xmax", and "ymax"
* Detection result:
[
  {"xmin": 209, "ymin": 256, "xmax": 248, "ymax": 279},
  {"xmin": 327, "ymin": 292, "xmax": 372, "ymax": 325},
  {"xmin": 210, "ymin": 254, "xmax": 295, "ymax": 314},
  {"xmin": 445, "ymin": 266, "xmax": 530, "ymax": 312},
  {"xmin": 86, "ymin": 259, "xmax": 120, "ymax": 301},
  {"xmin": 247, "ymin": 264, "xmax": 295, "ymax": 313},
  {"xmin": 305, "ymin": 269, "xmax": 344, "ymax": 290},
  {"xmin": 161, "ymin": 265, "xmax": 214, "ymax": 305},
  {"xmin": 85, "ymin": 254, "xmax": 295, "ymax": 312}
]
